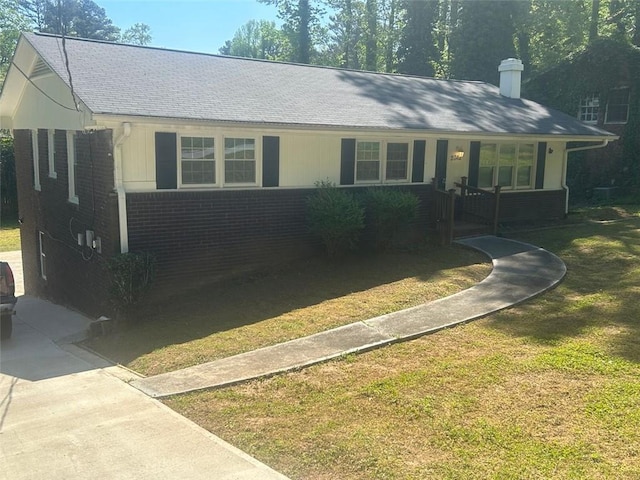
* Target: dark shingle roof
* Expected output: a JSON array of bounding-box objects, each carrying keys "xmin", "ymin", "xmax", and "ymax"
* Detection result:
[{"xmin": 23, "ymin": 32, "xmax": 614, "ymax": 137}]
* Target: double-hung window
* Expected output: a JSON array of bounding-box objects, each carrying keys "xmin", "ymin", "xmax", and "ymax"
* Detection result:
[
  {"xmin": 605, "ymin": 87, "xmax": 630, "ymax": 124},
  {"xmin": 356, "ymin": 140, "xmax": 410, "ymax": 183},
  {"xmin": 579, "ymin": 94, "xmax": 599, "ymax": 124},
  {"xmin": 224, "ymin": 138, "xmax": 256, "ymax": 184},
  {"xmin": 181, "ymin": 136, "xmax": 215, "ymax": 185},
  {"xmin": 479, "ymin": 143, "xmax": 534, "ymax": 190}
]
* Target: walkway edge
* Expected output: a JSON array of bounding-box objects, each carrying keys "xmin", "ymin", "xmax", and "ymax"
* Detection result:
[{"xmin": 132, "ymin": 236, "xmax": 567, "ymax": 398}]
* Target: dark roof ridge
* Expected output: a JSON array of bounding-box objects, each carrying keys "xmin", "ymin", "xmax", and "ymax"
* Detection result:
[{"xmin": 24, "ymin": 31, "xmax": 488, "ymax": 87}]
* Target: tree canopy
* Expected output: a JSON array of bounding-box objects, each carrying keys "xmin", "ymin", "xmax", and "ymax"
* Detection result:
[{"xmin": 221, "ymin": 0, "xmax": 640, "ymax": 84}]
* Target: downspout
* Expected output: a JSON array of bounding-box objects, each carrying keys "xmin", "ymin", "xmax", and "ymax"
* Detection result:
[
  {"xmin": 114, "ymin": 123, "xmax": 131, "ymax": 253},
  {"xmin": 562, "ymin": 139, "xmax": 611, "ymax": 214}
]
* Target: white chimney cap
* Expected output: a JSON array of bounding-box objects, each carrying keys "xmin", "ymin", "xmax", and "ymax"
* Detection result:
[
  {"xmin": 498, "ymin": 58, "xmax": 524, "ymax": 99},
  {"xmin": 498, "ymin": 58, "xmax": 524, "ymax": 72}
]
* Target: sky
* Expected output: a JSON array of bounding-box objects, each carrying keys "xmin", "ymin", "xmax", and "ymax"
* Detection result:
[{"xmin": 100, "ymin": 0, "xmax": 280, "ymax": 54}]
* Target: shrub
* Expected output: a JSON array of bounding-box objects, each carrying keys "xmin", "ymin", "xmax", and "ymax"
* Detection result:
[
  {"xmin": 365, "ymin": 188, "xmax": 420, "ymax": 250},
  {"xmin": 108, "ymin": 251, "xmax": 156, "ymax": 318},
  {"xmin": 307, "ymin": 180, "xmax": 365, "ymax": 258}
]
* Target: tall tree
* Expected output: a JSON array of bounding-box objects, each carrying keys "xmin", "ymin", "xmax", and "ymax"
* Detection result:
[
  {"xmin": 18, "ymin": 0, "xmax": 120, "ymax": 41},
  {"xmin": 589, "ymin": 0, "xmax": 600, "ymax": 42},
  {"xmin": 364, "ymin": 0, "xmax": 378, "ymax": 70},
  {"xmin": 380, "ymin": 0, "xmax": 400, "ymax": 72},
  {"xmin": 1, "ymin": 0, "xmax": 30, "ymax": 82},
  {"xmin": 121, "ymin": 23, "xmax": 152, "ymax": 46},
  {"xmin": 396, "ymin": 0, "xmax": 439, "ymax": 77},
  {"xmin": 449, "ymin": 0, "xmax": 517, "ymax": 83},
  {"xmin": 219, "ymin": 20, "xmax": 291, "ymax": 60},
  {"xmin": 326, "ymin": 0, "xmax": 365, "ymax": 69},
  {"xmin": 260, "ymin": 0, "xmax": 324, "ymax": 64}
]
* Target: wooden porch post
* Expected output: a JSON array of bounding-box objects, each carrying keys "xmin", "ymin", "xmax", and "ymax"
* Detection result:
[
  {"xmin": 459, "ymin": 176, "xmax": 468, "ymax": 213},
  {"xmin": 447, "ymin": 188, "xmax": 456, "ymax": 245},
  {"xmin": 492, "ymin": 185, "xmax": 502, "ymax": 235}
]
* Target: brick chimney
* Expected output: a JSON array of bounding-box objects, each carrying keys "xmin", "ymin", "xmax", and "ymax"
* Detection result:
[{"xmin": 498, "ymin": 58, "xmax": 524, "ymax": 99}]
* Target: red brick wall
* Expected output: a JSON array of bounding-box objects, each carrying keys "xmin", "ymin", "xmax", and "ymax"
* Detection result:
[
  {"xmin": 498, "ymin": 189, "xmax": 567, "ymax": 222},
  {"xmin": 14, "ymin": 129, "xmax": 118, "ymax": 317},
  {"xmin": 126, "ymin": 185, "xmax": 432, "ymax": 290}
]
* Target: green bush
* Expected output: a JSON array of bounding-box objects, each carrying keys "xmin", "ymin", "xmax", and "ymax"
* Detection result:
[
  {"xmin": 307, "ymin": 180, "xmax": 365, "ymax": 258},
  {"xmin": 365, "ymin": 188, "xmax": 420, "ymax": 250},
  {"xmin": 108, "ymin": 251, "xmax": 156, "ymax": 318}
]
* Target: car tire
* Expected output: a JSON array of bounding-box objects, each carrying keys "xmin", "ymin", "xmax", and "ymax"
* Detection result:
[{"xmin": 0, "ymin": 314, "xmax": 12, "ymax": 340}]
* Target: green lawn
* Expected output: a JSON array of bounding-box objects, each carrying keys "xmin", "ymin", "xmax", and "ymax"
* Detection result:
[
  {"xmin": 160, "ymin": 215, "xmax": 640, "ymax": 479},
  {"xmin": 0, "ymin": 226, "xmax": 21, "ymax": 252}
]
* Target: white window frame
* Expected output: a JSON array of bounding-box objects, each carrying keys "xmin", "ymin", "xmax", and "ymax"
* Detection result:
[
  {"xmin": 478, "ymin": 142, "xmax": 535, "ymax": 191},
  {"xmin": 67, "ymin": 131, "xmax": 79, "ymax": 204},
  {"xmin": 47, "ymin": 129, "xmax": 57, "ymax": 179},
  {"xmin": 39, "ymin": 231, "xmax": 47, "ymax": 280},
  {"xmin": 32, "ymin": 129, "xmax": 41, "ymax": 191},
  {"xmin": 178, "ymin": 135, "xmax": 217, "ymax": 187},
  {"xmin": 578, "ymin": 94, "xmax": 600, "ymax": 124},
  {"xmin": 223, "ymin": 136, "xmax": 258, "ymax": 187},
  {"xmin": 355, "ymin": 140, "xmax": 412, "ymax": 184},
  {"xmin": 605, "ymin": 87, "xmax": 630, "ymax": 124}
]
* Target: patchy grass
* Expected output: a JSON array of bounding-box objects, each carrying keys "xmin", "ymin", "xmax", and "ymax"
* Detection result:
[
  {"xmin": 163, "ymin": 217, "xmax": 640, "ymax": 480},
  {"xmin": 88, "ymin": 245, "xmax": 490, "ymax": 376},
  {"xmin": 0, "ymin": 226, "xmax": 20, "ymax": 252}
]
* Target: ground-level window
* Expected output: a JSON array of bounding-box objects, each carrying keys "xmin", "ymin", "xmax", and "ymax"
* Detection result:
[
  {"xmin": 47, "ymin": 129, "xmax": 57, "ymax": 179},
  {"xmin": 39, "ymin": 231, "xmax": 47, "ymax": 280},
  {"xmin": 356, "ymin": 140, "xmax": 410, "ymax": 183},
  {"xmin": 578, "ymin": 94, "xmax": 599, "ymax": 124},
  {"xmin": 67, "ymin": 131, "xmax": 78, "ymax": 203},
  {"xmin": 224, "ymin": 138, "xmax": 256, "ymax": 184},
  {"xmin": 181, "ymin": 136, "xmax": 215, "ymax": 185},
  {"xmin": 32, "ymin": 130, "xmax": 41, "ymax": 191},
  {"xmin": 605, "ymin": 87, "xmax": 630, "ymax": 124},
  {"xmin": 479, "ymin": 143, "xmax": 534, "ymax": 189}
]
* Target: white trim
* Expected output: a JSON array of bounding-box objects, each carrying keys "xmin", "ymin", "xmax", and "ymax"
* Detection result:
[
  {"xmin": 178, "ymin": 134, "xmax": 218, "ymax": 188},
  {"xmin": 47, "ymin": 129, "xmax": 57, "ymax": 179},
  {"xmin": 604, "ymin": 86, "xmax": 630, "ymax": 125},
  {"xmin": 355, "ymin": 139, "xmax": 413, "ymax": 184},
  {"xmin": 31, "ymin": 129, "xmax": 40, "ymax": 190},
  {"xmin": 67, "ymin": 131, "xmax": 78, "ymax": 204},
  {"xmin": 38, "ymin": 231, "xmax": 47, "ymax": 280},
  {"xmin": 222, "ymin": 136, "xmax": 260, "ymax": 187}
]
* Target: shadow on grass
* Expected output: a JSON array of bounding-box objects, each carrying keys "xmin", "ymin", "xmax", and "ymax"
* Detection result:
[
  {"xmin": 91, "ymin": 243, "xmax": 488, "ymax": 367},
  {"xmin": 485, "ymin": 217, "xmax": 640, "ymax": 364}
]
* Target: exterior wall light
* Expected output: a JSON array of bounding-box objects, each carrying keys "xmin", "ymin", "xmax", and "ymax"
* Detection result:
[{"xmin": 450, "ymin": 148, "xmax": 465, "ymax": 161}]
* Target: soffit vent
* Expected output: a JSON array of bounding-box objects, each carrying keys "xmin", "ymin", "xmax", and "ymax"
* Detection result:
[{"xmin": 30, "ymin": 58, "xmax": 53, "ymax": 78}]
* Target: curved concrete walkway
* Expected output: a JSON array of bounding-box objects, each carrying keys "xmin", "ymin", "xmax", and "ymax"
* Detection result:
[{"xmin": 133, "ymin": 236, "xmax": 567, "ymax": 398}]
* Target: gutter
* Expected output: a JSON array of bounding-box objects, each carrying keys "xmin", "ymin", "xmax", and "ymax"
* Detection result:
[
  {"xmin": 562, "ymin": 139, "xmax": 611, "ymax": 214},
  {"xmin": 113, "ymin": 123, "xmax": 131, "ymax": 253}
]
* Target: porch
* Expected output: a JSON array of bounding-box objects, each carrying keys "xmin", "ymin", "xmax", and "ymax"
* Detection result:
[{"xmin": 431, "ymin": 178, "xmax": 567, "ymax": 244}]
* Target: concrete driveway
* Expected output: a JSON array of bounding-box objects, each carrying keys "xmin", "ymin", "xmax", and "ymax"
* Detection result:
[{"xmin": 0, "ymin": 252, "xmax": 289, "ymax": 480}]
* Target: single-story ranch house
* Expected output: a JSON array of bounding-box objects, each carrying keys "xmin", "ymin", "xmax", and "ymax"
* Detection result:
[{"xmin": 0, "ymin": 32, "xmax": 616, "ymax": 316}]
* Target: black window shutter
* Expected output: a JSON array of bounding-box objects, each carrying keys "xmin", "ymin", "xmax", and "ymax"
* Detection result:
[
  {"xmin": 535, "ymin": 142, "xmax": 547, "ymax": 190},
  {"xmin": 155, "ymin": 132, "xmax": 177, "ymax": 190},
  {"xmin": 468, "ymin": 141, "xmax": 481, "ymax": 188},
  {"xmin": 262, "ymin": 136, "xmax": 280, "ymax": 187},
  {"xmin": 411, "ymin": 140, "xmax": 426, "ymax": 183},
  {"xmin": 340, "ymin": 139, "xmax": 356, "ymax": 185},
  {"xmin": 435, "ymin": 139, "xmax": 448, "ymax": 189}
]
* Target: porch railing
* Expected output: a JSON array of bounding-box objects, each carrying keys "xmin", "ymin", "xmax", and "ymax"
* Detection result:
[
  {"xmin": 454, "ymin": 177, "xmax": 501, "ymax": 235},
  {"xmin": 431, "ymin": 178, "xmax": 456, "ymax": 245}
]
